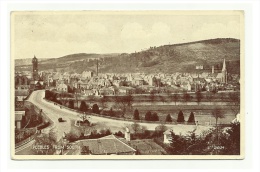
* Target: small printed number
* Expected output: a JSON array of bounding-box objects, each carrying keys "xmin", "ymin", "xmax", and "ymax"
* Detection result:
[
  {"xmin": 66, "ymin": 145, "xmax": 74, "ymax": 150},
  {"xmin": 214, "ymin": 146, "xmax": 225, "ymax": 150}
]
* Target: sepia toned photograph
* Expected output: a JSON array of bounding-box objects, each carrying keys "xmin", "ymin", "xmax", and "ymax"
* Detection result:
[{"xmin": 11, "ymin": 11, "xmax": 244, "ymax": 159}]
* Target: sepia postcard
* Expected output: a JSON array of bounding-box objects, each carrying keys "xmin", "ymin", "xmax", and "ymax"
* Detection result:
[{"xmin": 11, "ymin": 11, "xmax": 244, "ymax": 159}]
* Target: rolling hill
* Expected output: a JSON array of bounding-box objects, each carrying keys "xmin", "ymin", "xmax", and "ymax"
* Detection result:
[{"xmin": 15, "ymin": 38, "xmax": 240, "ymax": 74}]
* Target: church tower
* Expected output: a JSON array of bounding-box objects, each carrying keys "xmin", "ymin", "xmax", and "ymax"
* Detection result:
[
  {"xmin": 32, "ymin": 55, "xmax": 39, "ymax": 81},
  {"xmin": 221, "ymin": 59, "xmax": 227, "ymax": 83}
]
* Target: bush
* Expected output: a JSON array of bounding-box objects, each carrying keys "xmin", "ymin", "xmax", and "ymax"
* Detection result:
[
  {"xmin": 108, "ymin": 108, "xmax": 114, "ymax": 116},
  {"xmin": 79, "ymin": 101, "xmax": 89, "ymax": 112},
  {"xmin": 187, "ymin": 112, "xmax": 195, "ymax": 123},
  {"xmin": 151, "ymin": 112, "xmax": 159, "ymax": 121},
  {"xmin": 145, "ymin": 111, "xmax": 159, "ymax": 121},
  {"xmin": 68, "ymin": 100, "xmax": 74, "ymax": 109},
  {"xmin": 165, "ymin": 114, "xmax": 172, "ymax": 122},
  {"xmin": 177, "ymin": 110, "xmax": 185, "ymax": 122},
  {"xmin": 114, "ymin": 131, "xmax": 124, "ymax": 137},
  {"xmin": 92, "ymin": 104, "xmax": 100, "ymax": 114},
  {"xmin": 133, "ymin": 109, "xmax": 140, "ymax": 120},
  {"xmin": 145, "ymin": 111, "xmax": 152, "ymax": 121}
]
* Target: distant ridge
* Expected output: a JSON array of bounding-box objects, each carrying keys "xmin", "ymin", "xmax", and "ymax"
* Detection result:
[
  {"xmin": 168, "ymin": 38, "xmax": 239, "ymax": 47},
  {"xmin": 15, "ymin": 38, "xmax": 240, "ymax": 74}
]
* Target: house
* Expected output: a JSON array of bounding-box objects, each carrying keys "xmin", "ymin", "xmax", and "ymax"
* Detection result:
[
  {"xmin": 195, "ymin": 65, "xmax": 203, "ymax": 69},
  {"xmin": 82, "ymin": 71, "xmax": 94, "ymax": 79},
  {"xmin": 15, "ymin": 75, "xmax": 30, "ymax": 87},
  {"xmin": 30, "ymin": 80, "xmax": 44, "ymax": 90},
  {"xmin": 118, "ymin": 86, "xmax": 135, "ymax": 95},
  {"xmin": 216, "ymin": 73, "xmax": 224, "ymax": 82},
  {"xmin": 132, "ymin": 78, "xmax": 144, "ymax": 86},
  {"xmin": 145, "ymin": 76, "xmax": 157, "ymax": 86},
  {"xmin": 15, "ymin": 90, "xmax": 29, "ymax": 101},
  {"xmin": 99, "ymin": 88, "xmax": 115, "ymax": 96},
  {"xmin": 181, "ymin": 82, "xmax": 191, "ymax": 91},
  {"xmin": 112, "ymin": 80, "xmax": 121, "ymax": 87},
  {"xmin": 68, "ymin": 134, "xmax": 136, "ymax": 155},
  {"xmin": 193, "ymin": 77, "xmax": 206, "ymax": 84},
  {"xmin": 15, "ymin": 111, "xmax": 25, "ymax": 129},
  {"xmin": 15, "ymin": 90, "xmax": 29, "ymax": 109},
  {"xmin": 56, "ymin": 83, "xmax": 68, "ymax": 92},
  {"xmin": 47, "ymin": 76, "xmax": 54, "ymax": 87},
  {"xmin": 83, "ymin": 89, "xmax": 93, "ymax": 96}
]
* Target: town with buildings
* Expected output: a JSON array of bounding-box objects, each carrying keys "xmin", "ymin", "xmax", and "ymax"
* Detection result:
[
  {"xmin": 14, "ymin": 54, "xmax": 241, "ymax": 156},
  {"xmin": 16, "ymin": 56, "xmax": 239, "ymax": 97}
]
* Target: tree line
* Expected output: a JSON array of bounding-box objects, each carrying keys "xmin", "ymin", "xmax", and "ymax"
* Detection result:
[{"xmin": 133, "ymin": 109, "xmax": 196, "ymax": 123}]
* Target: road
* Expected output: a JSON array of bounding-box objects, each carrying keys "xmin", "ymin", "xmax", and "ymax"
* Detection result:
[
  {"xmin": 28, "ymin": 90, "xmax": 80, "ymax": 141},
  {"xmin": 28, "ymin": 90, "xmax": 210, "ymax": 134}
]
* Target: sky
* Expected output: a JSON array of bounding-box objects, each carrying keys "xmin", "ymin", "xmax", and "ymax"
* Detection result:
[{"xmin": 12, "ymin": 11, "xmax": 242, "ymax": 59}]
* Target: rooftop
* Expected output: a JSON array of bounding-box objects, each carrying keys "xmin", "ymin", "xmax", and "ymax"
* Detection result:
[{"xmin": 73, "ymin": 134, "xmax": 136, "ymax": 155}]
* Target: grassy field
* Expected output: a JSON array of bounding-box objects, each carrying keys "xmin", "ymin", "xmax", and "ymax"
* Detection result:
[{"xmin": 124, "ymin": 104, "xmax": 238, "ymax": 125}]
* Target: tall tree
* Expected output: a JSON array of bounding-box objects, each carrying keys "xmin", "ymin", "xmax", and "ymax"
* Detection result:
[
  {"xmin": 79, "ymin": 101, "xmax": 89, "ymax": 112},
  {"xmin": 79, "ymin": 113, "xmax": 89, "ymax": 123},
  {"xmin": 133, "ymin": 109, "xmax": 140, "ymax": 120},
  {"xmin": 165, "ymin": 114, "xmax": 172, "ymax": 122},
  {"xmin": 187, "ymin": 112, "xmax": 195, "ymax": 123},
  {"xmin": 211, "ymin": 108, "xmax": 224, "ymax": 127},
  {"xmin": 115, "ymin": 95, "xmax": 132, "ymax": 117},
  {"xmin": 151, "ymin": 112, "xmax": 159, "ymax": 121},
  {"xmin": 74, "ymin": 90, "xmax": 79, "ymax": 109},
  {"xmin": 145, "ymin": 111, "xmax": 152, "ymax": 121},
  {"xmin": 228, "ymin": 92, "xmax": 240, "ymax": 116},
  {"xmin": 211, "ymin": 107, "xmax": 224, "ymax": 145},
  {"xmin": 92, "ymin": 104, "xmax": 100, "ymax": 114},
  {"xmin": 206, "ymin": 91, "xmax": 213, "ymax": 104},
  {"xmin": 109, "ymin": 107, "xmax": 114, "ymax": 117},
  {"xmin": 68, "ymin": 86, "xmax": 74, "ymax": 93},
  {"xmin": 172, "ymin": 92, "xmax": 179, "ymax": 105},
  {"xmin": 182, "ymin": 91, "xmax": 191, "ymax": 104},
  {"xmin": 195, "ymin": 90, "xmax": 203, "ymax": 105},
  {"xmin": 150, "ymin": 90, "xmax": 156, "ymax": 102},
  {"xmin": 177, "ymin": 110, "xmax": 185, "ymax": 122},
  {"xmin": 223, "ymin": 122, "xmax": 240, "ymax": 155},
  {"xmin": 68, "ymin": 100, "xmax": 74, "ymax": 109},
  {"xmin": 169, "ymin": 131, "xmax": 187, "ymax": 155}
]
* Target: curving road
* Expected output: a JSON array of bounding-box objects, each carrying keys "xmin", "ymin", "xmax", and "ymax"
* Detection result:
[
  {"xmin": 27, "ymin": 90, "xmax": 80, "ymax": 141},
  {"xmin": 28, "ymin": 90, "xmax": 204, "ymax": 135}
]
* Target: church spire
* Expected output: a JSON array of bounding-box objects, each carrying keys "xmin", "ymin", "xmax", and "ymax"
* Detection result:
[{"xmin": 222, "ymin": 59, "xmax": 226, "ymax": 71}]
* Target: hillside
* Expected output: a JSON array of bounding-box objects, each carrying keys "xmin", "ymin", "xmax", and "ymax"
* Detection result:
[{"xmin": 15, "ymin": 38, "xmax": 240, "ymax": 74}]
